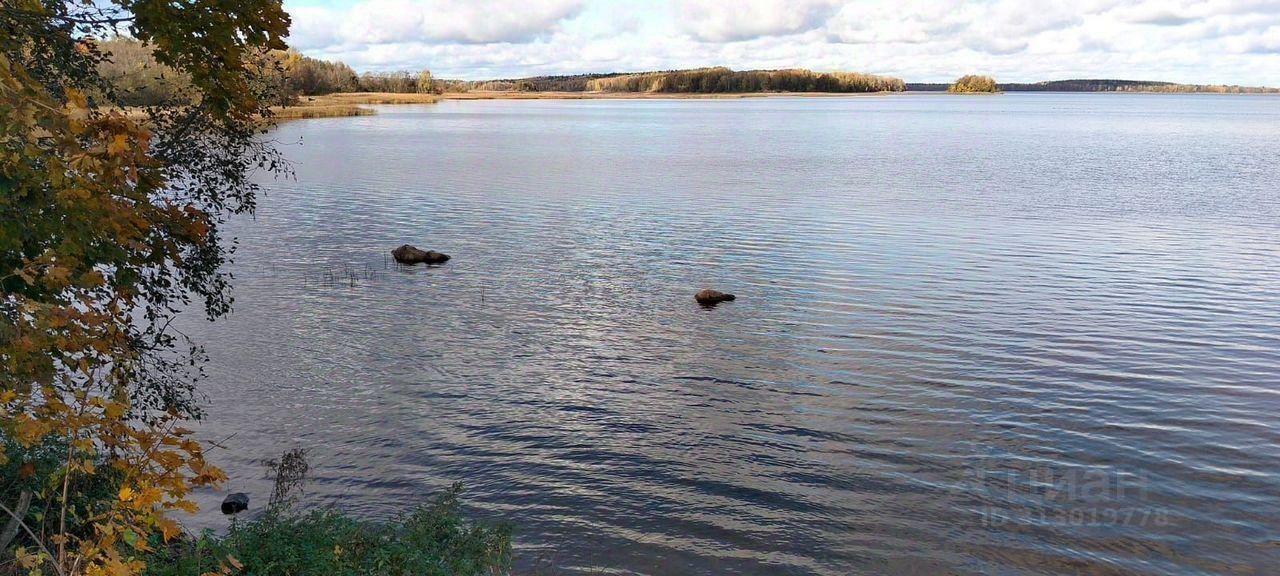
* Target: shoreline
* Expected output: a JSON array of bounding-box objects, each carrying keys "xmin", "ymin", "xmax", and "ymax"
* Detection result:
[
  {"xmin": 271, "ymin": 88, "xmax": 1280, "ymax": 120},
  {"xmin": 439, "ymin": 90, "xmax": 905, "ymax": 100},
  {"xmin": 272, "ymin": 92, "xmax": 442, "ymax": 119},
  {"xmin": 271, "ymin": 90, "xmax": 908, "ymax": 119}
]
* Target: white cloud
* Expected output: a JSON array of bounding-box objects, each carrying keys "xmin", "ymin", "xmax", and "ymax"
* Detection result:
[
  {"xmin": 287, "ymin": 0, "xmax": 585, "ymax": 49},
  {"xmin": 828, "ymin": 0, "xmax": 1086, "ymax": 54},
  {"xmin": 284, "ymin": 0, "xmax": 1280, "ymax": 85},
  {"xmin": 676, "ymin": 0, "xmax": 840, "ymax": 42},
  {"xmin": 825, "ymin": 1, "xmax": 961, "ymax": 45},
  {"xmin": 1225, "ymin": 23, "xmax": 1280, "ymax": 52}
]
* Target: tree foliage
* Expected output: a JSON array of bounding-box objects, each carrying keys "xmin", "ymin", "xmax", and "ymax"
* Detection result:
[
  {"xmin": 94, "ymin": 38, "xmax": 191, "ymax": 107},
  {"xmin": 356, "ymin": 70, "xmax": 440, "ymax": 94},
  {"xmin": 99, "ymin": 42, "xmax": 442, "ymax": 99},
  {"xmin": 997, "ymin": 78, "xmax": 1280, "ymax": 93},
  {"xmin": 585, "ymin": 67, "xmax": 905, "ymax": 93},
  {"xmin": 1, "ymin": 0, "xmax": 289, "ymax": 574},
  {"xmin": 431, "ymin": 73, "xmax": 625, "ymax": 93},
  {"xmin": 95, "ymin": 41, "xmax": 359, "ymax": 103},
  {"xmin": 948, "ymin": 74, "xmax": 1000, "ymax": 93},
  {"xmin": 272, "ymin": 50, "xmax": 358, "ymax": 97}
]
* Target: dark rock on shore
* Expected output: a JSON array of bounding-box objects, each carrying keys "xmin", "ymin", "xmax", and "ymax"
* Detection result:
[
  {"xmin": 221, "ymin": 493, "xmax": 249, "ymax": 514},
  {"xmin": 392, "ymin": 244, "xmax": 450, "ymax": 265},
  {"xmin": 695, "ymin": 289, "xmax": 736, "ymax": 306}
]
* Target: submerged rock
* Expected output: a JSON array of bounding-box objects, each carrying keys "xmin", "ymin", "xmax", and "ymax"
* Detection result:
[
  {"xmin": 695, "ymin": 289, "xmax": 736, "ymax": 306},
  {"xmin": 392, "ymin": 244, "xmax": 450, "ymax": 265},
  {"xmin": 221, "ymin": 493, "xmax": 249, "ymax": 515}
]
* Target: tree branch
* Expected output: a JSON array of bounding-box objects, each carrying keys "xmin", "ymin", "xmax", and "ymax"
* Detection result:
[
  {"xmin": 0, "ymin": 7, "xmax": 134, "ymax": 26},
  {"xmin": 0, "ymin": 490, "xmax": 33, "ymax": 551},
  {"xmin": 0, "ymin": 493, "xmax": 66, "ymax": 576}
]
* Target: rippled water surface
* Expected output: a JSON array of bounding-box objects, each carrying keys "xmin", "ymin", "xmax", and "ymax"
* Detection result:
[{"xmin": 180, "ymin": 94, "xmax": 1280, "ymax": 575}]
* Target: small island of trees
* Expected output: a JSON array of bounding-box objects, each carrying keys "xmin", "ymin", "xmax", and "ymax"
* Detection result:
[{"xmin": 948, "ymin": 75, "xmax": 1000, "ymax": 93}]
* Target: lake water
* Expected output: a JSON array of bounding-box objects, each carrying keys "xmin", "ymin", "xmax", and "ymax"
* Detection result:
[{"xmin": 180, "ymin": 94, "xmax": 1280, "ymax": 575}]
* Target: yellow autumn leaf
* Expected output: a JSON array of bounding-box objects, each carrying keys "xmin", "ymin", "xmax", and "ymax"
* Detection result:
[
  {"xmin": 65, "ymin": 88, "xmax": 88, "ymax": 110},
  {"xmin": 104, "ymin": 400, "xmax": 127, "ymax": 419},
  {"xmin": 44, "ymin": 264, "xmax": 71, "ymax": 286},
  {"xmin": 138, "ymin": 487, "xmax": 163, "ymax": 506},
  {"xmin": 157, "ymin": 516, "xmax": 181, "ymax": 542},
  {"xmin": 14, "ymin": 548, "xmax": 34, "ymax": 568},
  {"xmin": 103, "ymin": 556, "xmax": 133, "ymax": 576},
  {"xmin": 13, "ymin": 414, "xmax": 49, "ymax": 445},
  {"xmin": 107, "ymin": 134, "xmax": 129, "ymax": 156}
]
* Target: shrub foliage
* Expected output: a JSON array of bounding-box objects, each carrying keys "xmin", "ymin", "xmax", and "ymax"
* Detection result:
[
  {"xmin": 948, "ymin": 74, "xmax": 1000, "ymax": 93},
  {"xmin": 1, "ymin": 0, "xmax": 288, "ymax": 574},
  {"xmin": 146, "ymin": 485, "xmax": 511, "ymax": 576}
]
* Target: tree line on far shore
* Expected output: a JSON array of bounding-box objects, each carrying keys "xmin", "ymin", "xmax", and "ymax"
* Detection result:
[
  {"xmin": 96, "ymin": 38, "xmax": 910, "ymax": 104},
  {"xmin": 999, "ymin": 78, "xmax": 1280, "ymax": 93},
  {"xmin": 98, "ymin": 38, "xmax": 629, "ymax": 103},
  {"xmin": 96, "ymin": 36, "xmax": 1280, "ymax": 107},
  {"xmin": 98, "ymin": 38, "xmax": 440, "ymax": 105},
  {"xmin": 584, "ymin": 67, "xmax": 906, "ymax": 93},
  {"xmin": 914, "ymin": 76, "xmax": 1280, "ymax": 93}
]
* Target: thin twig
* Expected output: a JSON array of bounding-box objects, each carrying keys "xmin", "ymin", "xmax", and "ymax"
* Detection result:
[{"xmin": 204, "ymin": 431, "xmax": 239, "ymax": 451}]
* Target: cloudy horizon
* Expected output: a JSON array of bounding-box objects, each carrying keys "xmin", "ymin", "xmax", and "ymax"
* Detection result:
[{"xmin": 285, "ymin": 0, "xmax": 1280, "ymax": 85}]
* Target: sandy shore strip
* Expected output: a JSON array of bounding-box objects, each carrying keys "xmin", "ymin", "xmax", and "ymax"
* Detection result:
[{"xmin": 270, "ymin": 90, "xmax": 909, "ymax": 118}]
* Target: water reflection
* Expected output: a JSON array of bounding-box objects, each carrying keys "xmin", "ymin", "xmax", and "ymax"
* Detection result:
[{"xmin": 179, "ymin": 94, "xmax": 1280, "ymax": 575}]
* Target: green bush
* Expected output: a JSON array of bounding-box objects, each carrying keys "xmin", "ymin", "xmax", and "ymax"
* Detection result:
[
  {"xmin": 1, "ymin": 434, "xmax": 126, "ymax": 553},
  {"xmin": 144, "ymin": 485, "xmax": 511, "ymax": 576}
]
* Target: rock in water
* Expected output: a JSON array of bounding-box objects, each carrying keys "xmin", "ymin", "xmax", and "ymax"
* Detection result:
[
  {"xmin": 221, "ymin": 493, "xmax": 249, "ymax": 515},
  {"xmin": 392, "ymin": 244, "xmax": 450, "ymax": 265},
  {"xmin": 695, "ymin": 289, "xmax": 736, "ymax": 306}
]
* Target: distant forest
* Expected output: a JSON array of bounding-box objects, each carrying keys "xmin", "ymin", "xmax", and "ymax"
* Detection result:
[
  {"xmin": 93, "ymin": 39, "xmax": 904, "ymax": 102},
  {"xmin": 584, "ymin": 67, "xmax": 906, "ymax": 93},
  {"xmin": 94, "ymin": 38, "xmax": 446, "ymax": 105},
  {"xmin": 93, "ymin": 38, "xmax": 1278, "ymax": 106},
  {"xmin": 289, "ymin": 64, "xmax": 909, "ymax": 95},
  {"xmin": 909, "ymin": 79, "xmax": 1280, "ymax": 93},
  {"xmin": 443, "ymin": 73, "xmax": 625, "ymax": 92}
]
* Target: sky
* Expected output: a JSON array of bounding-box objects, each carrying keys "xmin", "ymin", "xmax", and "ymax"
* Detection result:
[{"xmin": 283, "ymin": 0, "xmax": 1280, "ymax": 84}]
